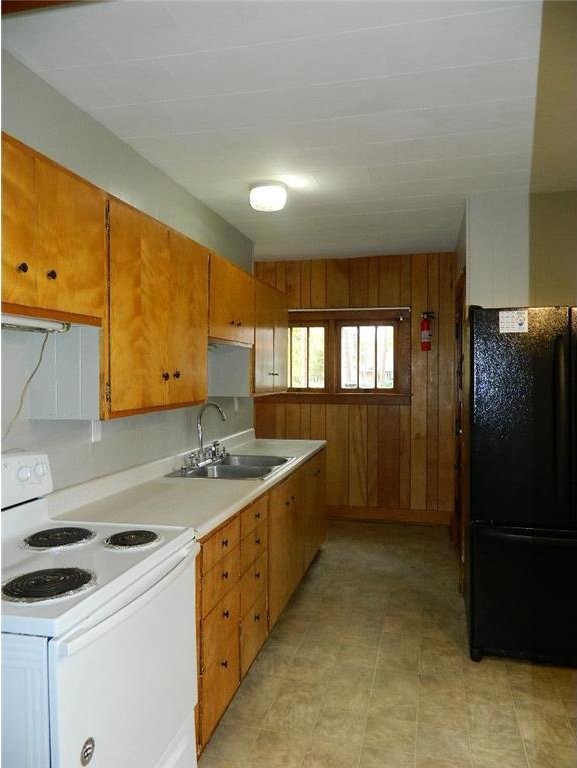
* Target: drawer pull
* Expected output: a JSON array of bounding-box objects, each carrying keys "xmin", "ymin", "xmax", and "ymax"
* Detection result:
[
  {"xmin": 255, "ymin": 538, "xmax": 261, "ymax": 545},
  {"xmin": 285, "ymin": 500, "xmax": 290, "ymax": 507},
  {"xmin": 254, "ymin": 571, "xmax": 261, "ymax": 579},
  {"xmin": 291, "ymin": 495, "xmax": 296, "ymax": 501},
  {"xmin": 254, "ymin": 614, "xmax": 261, "ymax": 622},
  {"xmin": 222, "ymin": 609, "xmax": 230, "ymax": 618},
  {"xmin": 17, "ymin": 262, "xmax": 29, "ymax": 273},
  {"xmin": 162, "ymin": 372, "xmax": 170, "ymax": 381},
  {"xmin": 221, "ymin": 571, "xmax": 229, "ymax": 580},
  {"xmin": 46, "ymin": 269, "xmax": 58, "ymax": 280},
  {"xmin": 173, "ymin": 370, "xmax": 181, "ymax": 379},
  {"xmin": 221, "ymin": 539, "xmax": 229, "ymax": 548},
  {"xmin": 221, "ymin": 660, "xmax": 228, "ymax": 669},
  {"xmin": 229, "ymin": 320, "xmax": 236, "ymax": 325},
  {"xmin": 255, "ymin": 512, "xmax": 261, "ymax": 519}
]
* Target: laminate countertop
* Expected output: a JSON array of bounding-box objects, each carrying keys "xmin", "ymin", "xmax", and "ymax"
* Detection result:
[{"xmin": 55, "ymin": 438, "xmax": 326, "ymax": 539}]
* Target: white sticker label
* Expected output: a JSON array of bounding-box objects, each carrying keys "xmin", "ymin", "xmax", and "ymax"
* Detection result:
[{"xmin": 499, "ymin": 310, "xmax": 529, "ymax": 333}]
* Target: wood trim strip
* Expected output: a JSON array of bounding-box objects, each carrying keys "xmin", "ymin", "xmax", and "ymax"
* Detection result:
[
  {"xmin": 253, "ymin": 393, "xmax": 411, "ymax": 406},
  {"xmin": 327, "ymin": 504, "xmax": 450, "ymax": 526},
  {"xmin": 1, "ymin": 302, "xmax": 102, "ymax": 327}
]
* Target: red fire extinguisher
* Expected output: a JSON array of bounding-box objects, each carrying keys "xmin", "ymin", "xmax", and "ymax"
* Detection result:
[{"xmin": 420, "ymin": 312, "xmax": 434, "ymax": 351}]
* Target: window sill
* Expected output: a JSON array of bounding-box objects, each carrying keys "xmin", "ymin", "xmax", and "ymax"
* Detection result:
[{"xmin": 253, "ymin": 392, "xmax": 411, "ymax": 406}]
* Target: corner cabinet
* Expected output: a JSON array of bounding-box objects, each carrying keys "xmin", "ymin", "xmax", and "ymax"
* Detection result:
[
  {"xmin": 1, "ymin": 133, "xmax": 106, "ymax": 323},
  {"xmin": 253, "ymin": 279, "xmax": 288, "ymax": 394},
  {"xmin": 208, "ymin": 251, "xmax": 254, "ymax": 346},
  {"xmin": 106, "ymin": 198, "xmax": 208, "ymax": 417}
]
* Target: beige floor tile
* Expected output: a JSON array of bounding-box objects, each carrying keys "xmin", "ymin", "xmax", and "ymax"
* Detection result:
[
  {"xmin": 467, "ymin": 701, "xmax": 522, "ymax": 750},
  {"xmin": 369, "ymin": 687, "xmax": 418, "ymax": 723},
  {"xmin": 416, "ymin": 758, "xmax": 473, "ymax": 768},
  {"xmin": 514, "ymin": 704, "xmax": 576, "ymax": 747},
  {"xmin": 199, "ymin": 723, "xmax": 260, "ymax": 763},
  {"xmin": 523, "ymin": 739, "xmax": 577, "ymax": 768},
  {"xmin": 416, "ymin": 722, "xmax": 471, "ymax": 763},
  {"xmin": 419, "ymin": 699, "xmax": 469, "ymax": 731},
  {"xmin": 372, "ymin": 668, "xmax": 419, "ymax": 697},
  {"xmin": 358, "ymin": 745, "xmax": 415, "ymax": 768},
  {"xmin": 337, "ymin": 642, "xmax": 380, "ymax": 670},
  {"xmin": 249, "ymin": 729, "xmax": 308, "ymax": 768},
  {"xmin": 301, "ymin": 737, "xmax": 361, "ymax": 768},
  {"xmin": 312, "ymin": 707, "xmax": 367, "ymax": 748},
  {"xmin": 222, "ymin": 673, "xmax": 283, "ymax": 726},
  {"xmin": 470, "ymin": 741, "xmax": 528, "ymax": 768},
  {"xmin": 363, "ymin": 715, "xmax": 416, "ymax": 754},
  {"xmin": 261, "ymin": 680, "xmax": 322, "ymax": 736},
  {"xmin": 249, "ymin": 641, "xmax": 296, "ymax": 678}
]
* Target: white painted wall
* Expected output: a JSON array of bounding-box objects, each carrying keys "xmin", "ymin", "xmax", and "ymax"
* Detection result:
[
  {"xmin": 1, "ymin": 53, "xmax": 254, "ymax": 491},
  {"xmin": 466, "ymin": 190, "xmax": 530, "ymax": 308}
]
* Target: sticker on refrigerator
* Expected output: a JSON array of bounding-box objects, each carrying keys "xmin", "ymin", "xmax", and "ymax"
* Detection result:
[{"xmin": 499, "ymin": 310, "xmax": 529, "ymax": 333}]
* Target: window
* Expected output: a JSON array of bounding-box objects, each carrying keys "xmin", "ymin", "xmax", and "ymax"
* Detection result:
[{"xmin": 287, "ymin": 309, "xmax": 410, "ymax": 399}]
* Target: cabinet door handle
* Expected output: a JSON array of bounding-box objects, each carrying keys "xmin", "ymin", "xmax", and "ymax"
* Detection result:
[
  {"xmin": 229, "ymin": 320, "xmax": 236, "ymax": 325},
  {"xmin": 162, "ymin": 372, "xmax": 170, "ymax": 381},
  {"xmin": 46, "ymin": 269, "xmax": 58, "ymax": 280},
  {"xmin": 173, "ymin": 370, "xmax": 181, "ymax": 379},
  {"xmin": 221, "ymin": 538, "xmax": 228, "ymax": 547},
  {"xmin": 254, "ymin": 614, "xmax": 261, "ymax": 622},
  {"xmin": 221, "ymin": 660, "xmax": 228, "ymax": 669},
  {"xmin": 222, "ymin": 609, "xmax": 230, "ymax": 619},
  {"xmin": 285, "ymin": 500, "xmax": 291, "ymax": 507},
  {"xmin": 291, "ymin": 495, "xmax": 296, "ymax": 501},
  {"xmin": 221, "ymin": 571, "xmax": 229, "ymax": 580},
  {"xmin": 255, "ymin": 538, "xmax": 261, "ymax": 545},
  {"xmin": 236, "ymin": 321, "xmax": 242, "ymax": 327},
  {"xmin": 255, "ymin": 512, "xmax": 261, "ymax": 520},
  {"xmin": 17, "ymin": 262, "xmax": 28, "ymax": 273},
  {"xmin": 254, "ymin": 571, "xmax": 261, "ymax": 579}
]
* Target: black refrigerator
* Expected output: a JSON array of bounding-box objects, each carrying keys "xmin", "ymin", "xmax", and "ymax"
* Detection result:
[{"xmin": 466, "ymin": 306, "xmax": 577, "ymax": 666}]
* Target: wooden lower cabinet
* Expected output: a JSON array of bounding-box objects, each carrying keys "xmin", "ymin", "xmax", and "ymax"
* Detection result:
[
  {"xmin": 240, "ymin": 592, "xmax": 268, "ymax": 677},
  {"xmin": 197, "ymin": 449, "xmax": 326, "ymax": 752}
]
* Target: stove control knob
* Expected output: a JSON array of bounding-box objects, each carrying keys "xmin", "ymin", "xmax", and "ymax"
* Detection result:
[
  {"xmin": 80, "ymin": 737, "xmax": 95, "ymax": 765},
  {"xmin": 17, "ymin": 466, "xmax": 32, "ymax": 482},
  {"xmin": 34, "ymin": 461, "xmax": 48, "ymax": 478}
]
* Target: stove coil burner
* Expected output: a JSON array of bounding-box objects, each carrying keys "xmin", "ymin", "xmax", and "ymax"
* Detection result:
[
  {"xmin": 2, "ymin": 567, "xmax": 95, "ymax": 602},
  {"xmin": 24, "ymin": 527, "xmax": 95, "ymax": 550},
  {"xmin": 104, "ymin": 530, "xmax": 160, "ymax": 549}
]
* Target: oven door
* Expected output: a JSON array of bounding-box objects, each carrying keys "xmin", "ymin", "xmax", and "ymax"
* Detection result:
[{"xmin": 48, "ymin": 543, "xmax": 199, "ymax": 768}]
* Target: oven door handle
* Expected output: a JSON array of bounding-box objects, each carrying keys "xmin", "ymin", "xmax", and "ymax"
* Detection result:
[{"xmin": 56, "ymin": 544, "xmax": 197, "ymax": 658}]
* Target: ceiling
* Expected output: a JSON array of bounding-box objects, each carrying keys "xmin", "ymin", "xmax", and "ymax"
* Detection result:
[{"xmin": 2, "ymin": 1, "xmax": 543, "ymax": 259}]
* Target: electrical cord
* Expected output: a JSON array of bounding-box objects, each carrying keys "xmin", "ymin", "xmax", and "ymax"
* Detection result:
[{"xmin": 2, "ymin": 331, "xmax": 50, "ymax": 442}]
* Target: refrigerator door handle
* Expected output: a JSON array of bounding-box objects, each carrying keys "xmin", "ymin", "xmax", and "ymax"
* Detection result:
[{"xmin": 554, "ymin": 333, "xmax": 569, "ymax": 505}]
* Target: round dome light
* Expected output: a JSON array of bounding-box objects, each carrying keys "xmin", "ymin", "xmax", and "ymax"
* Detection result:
[{"xmin": 249, "ymin": 182, "xmax": 288, "ymax": 212}]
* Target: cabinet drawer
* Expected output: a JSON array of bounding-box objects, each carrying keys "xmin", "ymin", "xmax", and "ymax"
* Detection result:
[
  {"xmin": 201, "ymin": 585, "xmax": 240, "ymax": 672},
  {"xmin": 202, "ymin": 517, "xmax": 240, "ymax": 574},
  {"xmin": 200, "ymin": 632, "xmax": 240, "ymax": 745},
  {"xmin": 240, "ymin": 550, "xmax": 267, "ymax": 617},
  {"xmin": 240, "ymin": 520, "xmax": 267, "ymax": 574},
  {"xmin": 240, "ymin": 495, "xmax": 268, "ymax": 539},
  {"xmin": 202, "ymin": 546, "xmax": 240, "ymax": 618},
  {"xmin": 240, "ymin": 592, "xmax": 268, "ymax": 678}
]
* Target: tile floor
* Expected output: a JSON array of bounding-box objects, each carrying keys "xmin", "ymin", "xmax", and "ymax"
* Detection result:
[{"xmin": 199, "ymin": 521, "xmax": 577, "ymax": 768}]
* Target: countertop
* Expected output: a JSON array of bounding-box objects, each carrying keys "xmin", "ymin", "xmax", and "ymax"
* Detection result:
[{"xmin": 56, "ymin": 438, "xmax": 325, "ymax": 538}]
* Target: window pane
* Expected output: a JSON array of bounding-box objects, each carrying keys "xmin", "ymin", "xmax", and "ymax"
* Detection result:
[
  {"xmin": 377, "ymin": 326, "xmax": 394, "ymax": 389},
  {"xmin": 341, "ymin": 326, "xmax": 358, "ymax": 388},
  {"xmin": 359, "ymin": 326, "xmax": 376, "ymax": 389},
  {"xmin": 290, "ymin": 327, "xmax": 307, "ymax": 388},
  {"xmin": 308, "ymin": 327, "xmax": 325, "ymax": 388}
]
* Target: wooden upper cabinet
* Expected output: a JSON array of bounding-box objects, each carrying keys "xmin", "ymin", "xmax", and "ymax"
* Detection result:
[
  {"xmin": 167, "ymin": 230, "xmax": 209, "ymax": 405},
  {"xmin": 107, "ymin": 199, "xmax": 208, "ymax": 417},
  {"xmin": 209, "ymin": 251, "xmax": 254, "ymax": 346},
  {"xmin": 253, "ymin": 279, "xmax": 288, "ymax": 394},
  {"xmin": 1, "ymin": 134, "xmax": 106, "ymax": 322}
]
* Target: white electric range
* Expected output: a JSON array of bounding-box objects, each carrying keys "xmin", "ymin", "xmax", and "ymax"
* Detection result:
[{"xmin": 1, "ymin": 452, "xmax": 200, "ymax": 768}]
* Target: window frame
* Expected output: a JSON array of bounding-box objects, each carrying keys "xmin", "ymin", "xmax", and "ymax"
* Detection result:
[
  {"xmin": 335, "ymin": 319, "xmax": 398, "ymax": 394},
  {"xmin": 287, "ymin": 321, "xmax": 329, "ymax": 393},
  {"xmin": 287, "ymin": 308, "xmax": 410, "ymax": 402}
]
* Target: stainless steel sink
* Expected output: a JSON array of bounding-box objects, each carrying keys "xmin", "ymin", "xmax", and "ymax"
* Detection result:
[
  {"xmin": 166, "ymin": 453, "xmax": 295, "ymax": 480},
  {"xmin": 220, "ymin": 454, "xmax": 289, "ymax": 467}
]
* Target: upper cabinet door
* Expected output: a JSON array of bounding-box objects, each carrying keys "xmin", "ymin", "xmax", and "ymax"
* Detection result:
[
  {"xmin": 167, "ymin": 230, "xmax": 209, "ymax": 406},
  {"xmin": 273, "ymin": 289, "xmax": 288, "ymax": 392},
  {"xmin": 1, "ymin": 134, "xmax": 106, "ymax": 322},
  {"xmin": 209, "ymin": 251, "xmax": 254, "ymax": 346},
  {"xmin": 108, "ymin": 199, "xmax": 170, "ymax": 415},
  {"xmin": 254, "ymin": 280, "xmax": 275, "ymax": 394}
]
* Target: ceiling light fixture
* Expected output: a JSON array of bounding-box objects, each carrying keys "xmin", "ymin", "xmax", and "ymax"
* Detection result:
[{"xmin": 249, "ymin": 182, "xmax": 288, "ymax": 212}]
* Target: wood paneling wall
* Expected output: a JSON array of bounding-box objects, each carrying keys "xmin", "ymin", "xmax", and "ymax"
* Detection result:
[{"xmin": 255, "ymin": 254, "xmax": 455, "ymax": 526}]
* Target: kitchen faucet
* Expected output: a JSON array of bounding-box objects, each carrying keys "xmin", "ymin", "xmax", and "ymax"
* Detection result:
[{"xmin": 197, "ymin": 402, "xmax": 227, "ymax": 456}]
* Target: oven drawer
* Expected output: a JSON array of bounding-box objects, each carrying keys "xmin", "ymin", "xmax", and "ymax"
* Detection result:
[
  {"xmin": 240, "ymin": 592, "xmax": 267, "ymax": 677},
  {"xmin": 200, "ymin": 632, "xmax": 240, "ymax": 745},
  {"xmin": 240, "ymin": 495, "xmax": 268, "ymax": 539},
  {"xmin": 240, "ymin": 550, "xmax": 267, "ymax": 616},
  {"xmin": 202, "ymin": 517, "xmax": 240, "ymax": 574},
  {"xmin": 201, "ymin": 585, "xmax": 240, "ymax": 672},
  {"xmin": 240, "ymin": 520, "xmax": 267, "ymax": 574},
  {"xmin": 201, "ymin": 546, "xmax": 240, "ymax": 618}
]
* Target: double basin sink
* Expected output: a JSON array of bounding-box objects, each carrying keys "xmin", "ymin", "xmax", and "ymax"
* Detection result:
[{"xmin": 167, "ymin": 454, "xmax": 294, "ymax": 481}]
